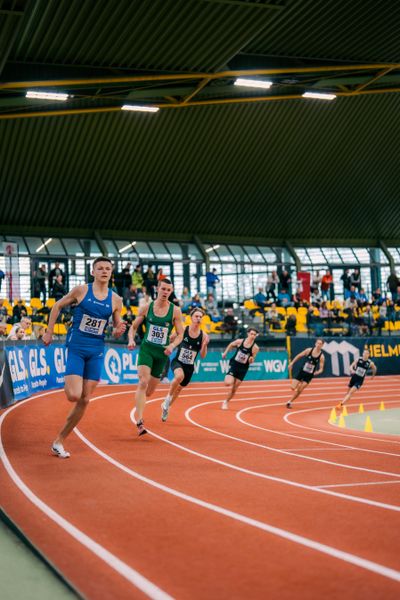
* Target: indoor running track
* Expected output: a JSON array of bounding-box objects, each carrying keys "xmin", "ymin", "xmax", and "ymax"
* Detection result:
[{"xmin": 1, "ymin": 377, "xmax": 400, "ymax": 599}]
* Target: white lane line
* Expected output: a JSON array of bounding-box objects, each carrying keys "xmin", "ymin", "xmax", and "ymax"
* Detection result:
[
  {"xmin": 236, "ymin": 404, "xmax": 400, "ymax": 459},
  {"xmin": 316, "ymin": 480, "xmax": 400, "ymax": 489},
  {"xmin": 123, "ymin": 397, "xmax": 400, "ymax": 512},
  {"xmin": 283, "ymin": 404, "xmax": 400, "ymax": 445},
  {"xmin": 73, "ymin": 414, "xmax": 400, "ymax": 585},
  {"xmin": 0, "ymin": 394, "xmax": 174, "ymax": 600}
]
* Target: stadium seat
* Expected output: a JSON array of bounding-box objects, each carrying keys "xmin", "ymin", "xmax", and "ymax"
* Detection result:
[{"xmin": 30, "ymin": 298, "xmax": 43, "ymax": 310}]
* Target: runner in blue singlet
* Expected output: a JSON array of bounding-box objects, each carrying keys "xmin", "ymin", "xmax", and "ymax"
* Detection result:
[{"xmin": 43, "ymin": 257, "xmax": 126, "ymax": 458}]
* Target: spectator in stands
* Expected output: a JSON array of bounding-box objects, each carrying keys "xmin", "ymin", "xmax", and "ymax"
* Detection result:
[
  {"xmin": 205, "ymin": 293, "xmax": 221, "ymax": 321},
  {"xmin": 8, "ymin": 317, "xmax": 32, "ymax": 340},
  {"xmin": 310, "ymin": 270, "xmax": 322, "ymax": 296},
  {"xmin": 265, "ymin": 303, "xmax": 284, "ymax": 331},
  {"xmin": 143, "ymin": 265, "xmax": 156, "ymax": 299},
  {"xmin": 0, "ymin": 321, "xmax": 7, "ymax": 339},
  {"xmin": 180, "ymin": 287, "xmax": 191, "ymax": 313},
  {"xmin": 189, "ymin": 293, "xmax": 205, "ymax": 312},
  {"xmin": 266, "ymin": 271, "xmax": 278, "ymax": 301},
  {"xmin": 33, "ymin": 264, "xmax": 47, "ymax": 302},
  {"xmin": 350, "ymin": 268, "xmax": 361, "ymax": 292},
  {"xmin": 277, "ymin": 288, "xmax": 291, "ymax": 308},
  {"xmin": 321, "ymin": 270, "xmax": 333, "ymax": 300},
  {"xmin": 372, "ymin": 288, "xmax": 385, "ymax": 305},
  {"xmin": 220, "ymin": 308, "xmax": 238, "ymax": 338},
  {"xmin": 12, "ymin": 300, "xmax": 27, "ymax": 323},
  {"xmin": 359, "ymin": 305, "xmax": 375, "ymax": 336},
  {"xmin": 35, "ymin": 325, "xmax": 46, "ymax": 341},
  {"xmin": 157, "ymin": 268, "xmax": 167, "ymax": 282},
  {"xmin": 51, "ymin": 274, "xmax": 66, "ymax": 302},
  {"xmin": 206, "ymin": 268, "xmax": 220, "ymax": 298},
  {"xmin": 168, "ymin": 289, "xmax": 180, "ymax": 307},
  {"xmin": 0, "ymin": 268, "xmax": 4, "ymax": 293},
  {"xmin": 285, "ymin": 313, "xmax": 297, "ymax": 336},
  {"xmin": 8, "ymin": 325, "xmax": 26, "ymax": 341},
  {"xmin": 340, "ymin": 269, "xmax": 351, "ymax": 299},
  {"xmin": 0, "ymin": 299, "xmax": 8, "ymax": 321},
  {"xmin": 127, "ymin": 284, "xmax": 139, "ymax": 307},
  {"xmin": 279, "ymin": 269, "xmax": 292, "ymax": 295},
  {"xmin": 253, "ymin": 287, "xmax": 268, "ymax": 312},
  {"xmin": 345, "ymin": 287, "xmax": 358, "ymax": 310},
  {"xmin": 357, "ymin": 288, "xmax": 368, "ymax": 307},
  {"xmin": 121, "ymin": 263, "xmax": 132, "ymax": 306},
  {"xmin": 132, "ymin": 264, "xmax": 144, "ymax": 289},
  {"xmin": 387, "ymin": 271, "xmax": 400, "ymax": 301},
  {"xmin": 49, "ymin": 262, "xmax": 65, "ymax": 295},
  {"xmin": 306, "ymin": 306, "xmax": 323, "ymax": 337}
]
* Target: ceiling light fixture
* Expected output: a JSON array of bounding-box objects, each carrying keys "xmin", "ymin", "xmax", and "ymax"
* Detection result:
[
  {"xmin": 36, "ymin": 238, "xmax": 53, "ymax": 252},
  {"xmin": 302, "ymin": 92, "xmax": 336, "ymax": 101},
  {"xmin": 26, "ymin": 91, "xmax": 70, "ymax": 101},
  {"xmin": 121, "ymin": 105, "xmax": 159, "ymax": 113},
  {"xmin": 234, "ymin": 78, "xmax": 273, "ymax": 90},
  {"xmin": 205, "ymin": 245, "xmax": 220, "ymax": 253},
  {"xmin": 119, "ymin": 241, "xmax": 137, "ymax": 253}
]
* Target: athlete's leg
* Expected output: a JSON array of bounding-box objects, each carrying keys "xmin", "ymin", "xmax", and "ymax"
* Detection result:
[
  {"xmin": 136, "ymin": 365, "xmax": 152, "ymax": 422},
  {"xmin": 145, "ymin": 375, "xmax": 161, "ymax": 398},
  {"xmin": 287, "ymin": 380, "xmax": 308, "ymax": 407},
  {"xmin": 337, "ymin": 385, "xmax": 357, "ymax": 409},
  {"xmin": 169, "ymin": 368, "xmax": 185, "ymax": 405},
  {"xmin": 222, "ymin": 374, "xmax": 241, "ymax": 408},
  {"xmin": 55, "ymin": 376, "xmax": 98, "ymax": 444}
]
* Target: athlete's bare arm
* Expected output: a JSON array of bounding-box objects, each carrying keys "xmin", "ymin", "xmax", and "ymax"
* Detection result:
[
  {"xmin": 42, "ymin": 285, "xmax": 87, "ymax": 346},
  {"xmin": 349, "ymin": 359, "xmax": 358, "ymax": 375},
  {"xmin": 200, "ymin": 333, "xmax": 210, "ymax": 359},
  {"xmin": 221, "ymin": 339, "xmax": 241, "ymax": 359},
  {"xmin": 370, "ymin": 361, "xmax": 377, "ymax": 377},
  {"xmin": 128, "ymin": 304, "xmax": 148, "ymax": 349},
  {"xmin": 164, "ymin": 306, "xmax": 184, "ymax": 356},
  {"xmin": 315, "ymin": 353, "xmax": 325, "ymax": 376},
  {"xmin": 249, "ymin": 343, "xmax": 260, "ymax": 364},
  {"xmin": 111, "ymin": 293, "xmax": 126, "ymax": 338},
  {"xmin": 288, "ymin": 347, "xmax": 311, "ymax": 370}
]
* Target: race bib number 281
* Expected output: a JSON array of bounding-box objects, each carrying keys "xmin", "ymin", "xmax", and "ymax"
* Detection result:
[{"xmin": 79, "ymin": 314, "xmax": 107, "ymax": 335}]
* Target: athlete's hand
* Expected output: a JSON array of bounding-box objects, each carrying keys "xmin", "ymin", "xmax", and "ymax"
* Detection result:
[
  {"xmin": 127, "ymin": 336, "xmax": 136, "ymax": 350},
  {"xmin": 164, "ymin": 344, "xmax": 174, "ymax": 356},
  {"xmin": 42, "ymin": 331, "xmax": 53, "ymax": 346},
  {"xmin": 221, "ymin": 352, "xmax": 227, "ymax": 359},
  {"xmin": 113, "ymin": 322, "xmax": 126, "ymax": 338},
  {"xmin": 202, "ymin": 333, "xmax": 210, "ymax": 346},
  {"xmin": 249, "ymin": 356, "xmax": 255, "ymax": 364}
]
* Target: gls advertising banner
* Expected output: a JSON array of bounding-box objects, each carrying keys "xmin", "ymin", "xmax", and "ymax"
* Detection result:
[
  {"xmin": 6, "ymin": 345, "xmax": 68, "ymax": 402},
  {"xmin": 290, "ymin": 337, "xmax": 400, "ymax": 377}
]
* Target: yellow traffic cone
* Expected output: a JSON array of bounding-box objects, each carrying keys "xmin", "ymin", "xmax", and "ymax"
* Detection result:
[
  {"xmin": 358, "ymin": 403, "xmax": 364, "ymax": 413},
  {"xmin": 364, "ymin": 415, "xmax": 373, "ymax": 433},
  {"xmin": 342, "ymin": 405, "xmax": 348, "ymax": 417},
  {"xmin": 379, "ymin": 401, "xmax": 385, "ymax": 411},
  {"xmin": 329, "ymin": 408, "xmax": 337, "ymax": 424},
  {"xmin": 338, "ymin": 414, "xmax": 346, "ymax": 428}
]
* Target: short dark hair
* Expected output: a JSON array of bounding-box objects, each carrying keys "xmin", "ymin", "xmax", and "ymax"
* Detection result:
[
  {"xmin": 247, "ymin": 327, "xmax": 259, "ymax": 334},
  {"xmin": 190, "ymin": 307, "xmax": 204, "ymax": 316},
  {"xmin": 158, "ymin": 278, "xmax": 172, "ymax": 286},
  {"xmin": 93, "ymin": 256, "xmax": 112, "ymax": 267}
]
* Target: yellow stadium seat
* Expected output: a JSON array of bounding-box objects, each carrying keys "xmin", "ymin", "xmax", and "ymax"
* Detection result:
[
  {"xmin": 54, "ymin": 323, "xmax": 67, "ymax": 335},
  {"xmin": 46, "ymin": 298, "xmax": 56, "ymax": 308},
  {"xmin": 30, "ymin": 298, "xmax": 43, "ymax": 310}
]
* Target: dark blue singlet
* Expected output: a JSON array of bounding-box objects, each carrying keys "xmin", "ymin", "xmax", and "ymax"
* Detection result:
[{"xmin": 65, "ymin": 284, "xmax": 113, "ymax": 381}]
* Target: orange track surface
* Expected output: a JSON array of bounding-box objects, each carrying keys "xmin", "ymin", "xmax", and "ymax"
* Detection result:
[{"xmin": 1, "ymin": 377, "xmax": 400, "ymax": 599}]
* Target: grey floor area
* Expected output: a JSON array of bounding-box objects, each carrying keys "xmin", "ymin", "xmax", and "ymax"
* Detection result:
[{"xmin": 0, "ymin": 519, "xmax": 80, "ymax": 600}]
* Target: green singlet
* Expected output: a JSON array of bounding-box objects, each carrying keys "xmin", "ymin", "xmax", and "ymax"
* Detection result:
[{"xmin": 138, "ymin": 301, "xmax": 175, "ymax": 378}]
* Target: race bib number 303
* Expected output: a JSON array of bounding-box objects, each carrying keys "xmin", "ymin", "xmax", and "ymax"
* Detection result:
[
  {"xmin": 79, "ymin": 314, "xmax": 107, "ymax": 336},
  {"xmin": 148, "ymin": 324, "xmax": 169, "ymax": 345}
]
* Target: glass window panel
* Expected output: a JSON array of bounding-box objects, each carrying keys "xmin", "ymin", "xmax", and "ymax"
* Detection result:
[
  {"xmin": 149, "ymin": 242, "xmax": 171, "ymax": 260},
  {"xmin": 353, "ymin": 248, "xmax": 370, "ymax": 263},
  {"xmin": 115, "ymin": 240, "xmax": 138, "ymax": 259},
  {"xmin": 166, "ymin": 243, "xmax": 183, "ymax": 259},
  {"xmin": 5, "ymin": 236, "xmax": 28, "ymax": 254},
  {"xmin": 337, "ymin": 248, "xmax": 357, "ymax": 262},
  {"xmin": 215, "ymin": 245, "xmax": 234, "ymax": 262},
  {"xmin": 295, "ymin": 248, "xmax": 311, "ymax": 265},
  {"xmin": 243, "ymin": 245, "xmax": 265, "ymax": 263},
  {"xmin": 135, "ymin": 241, "xmax": 154, "ymax": 260},
  {"xmin": 331, "ymin": 268, "xmax": 344, "ymax": 298},
  {"xmin": 377, "ymin": 249, "xmax": 389, "ymax": 264},
  {"xmin": 321, "ymin": 247, "xmax": 342, "ymax": 263},
  {"xmin": 188, "ymin": 244, "xmax": 202, "ymax": 260},
  {"xmin": 360, "ymin": 267, "xmax": 372, "ymax": 296},
  {"xmin": 25, "ymin": 237, "xmax": 48, "ymax": 255},
  {"xmin": 282, "ymin": 248, "xmax": 295, "ymax": 265},
  {"xmin": 46, "ymin": 238, "xmax": 66, "ymax": 255},
  {"xmin": 79, "ymin": 239, "xmax": 101, "ymax": 257},
  {"xmin": 229, "ymin": 245, "xmax": 248, "ymax": 262},
  {"xmin": 258, "ymin": 246, "xmax": 277, "ymax": 264},
  {"xmin": 388, "ymin": 248, "xmax": 400, "ymax": 263},
  {"xmin": 63, "ymin": 238, "xmax": 85, "ymax": 256},
  {"xmin": 307, "ymin": 248, "xmax": 327, "ymax": 264},
  {"xmin": 380, "ymin": 266, "xmax": 391, "ymax": 295}
]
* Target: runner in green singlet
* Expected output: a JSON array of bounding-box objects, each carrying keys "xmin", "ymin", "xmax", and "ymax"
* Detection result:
[{"xmin": 128, "ymin": 278, "xmax": 184, "ymax": 435}]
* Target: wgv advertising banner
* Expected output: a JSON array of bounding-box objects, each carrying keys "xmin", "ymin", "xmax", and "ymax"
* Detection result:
[
  {"xmin": 184, "ymin": 351, "xmax": 288, "ymax": 383},
  {"xmin": 290, "ymin": 337, "xmax": 400, "ymax": 377}
]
